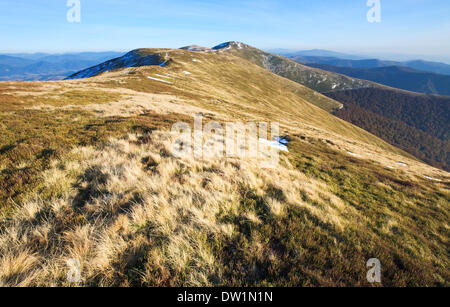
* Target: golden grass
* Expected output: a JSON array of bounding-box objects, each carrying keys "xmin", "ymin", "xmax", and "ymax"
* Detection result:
[
  {"xmin": 0, "ymin": 131, "xmax": 356, "ymax": 286},
  {"xmin": 0, "ymin": 130, "xmax": 447, "ymax": 286}
]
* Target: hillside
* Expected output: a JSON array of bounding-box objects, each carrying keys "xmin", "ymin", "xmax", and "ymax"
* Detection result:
[
  {"xmin": 65, "ymin": 47, "xmax": 343, "ymax": 113},
  {"xmin": 327, "ymin": 88, "xmax": 450, "ymax": 171},
  {"xmin": 0, "ymin": 47, "xmax": 448, "ymax": 287},
  {"xmin": 308, "ymin": 64, "xmax": 450, "ymax": 96},
  {"xmin": 209, "ymin": 43, "xmax": 450, "ymax": 172},
  {"xmin": 211, "ymin": 42, "xmax": 375, "ymax": 95}
]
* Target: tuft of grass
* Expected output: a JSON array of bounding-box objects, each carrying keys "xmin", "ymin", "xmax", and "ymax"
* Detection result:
[{"xmin": 0, "ymin": 107, "xmax": 191, "ymax": 212}]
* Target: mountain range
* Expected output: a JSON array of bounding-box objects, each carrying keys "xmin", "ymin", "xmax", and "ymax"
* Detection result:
[
  {"xmin": 276, "ymin": 50, "xmax": 450, "ymax": 75},
  {"xmin": 0, "ymin": 52, "xmax": 124, "ymax": 81},
  {"xmin": 306, "ymin": 64, "xmax": 450, "ymax": 96},
  {"xmin": 270, "ymin": 49, "xmax": 366, "ymax": 60}
]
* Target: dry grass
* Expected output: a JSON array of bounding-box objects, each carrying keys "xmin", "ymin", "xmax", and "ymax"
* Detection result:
[
  {"xmin": 0, "ymin": 130, "xmax": 448, "ymax": 286},
  {"xmin": 0, "ymin": 48, "xmax": 448, "ymax": 287},
  {"xmin": 0, "ymin": 131, "xmax": 361, "ymax": 286}
]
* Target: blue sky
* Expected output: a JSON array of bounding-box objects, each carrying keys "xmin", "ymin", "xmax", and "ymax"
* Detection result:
[{"xmin": 1, "ymin": 0, "xmax": 449, "ymax": 61}]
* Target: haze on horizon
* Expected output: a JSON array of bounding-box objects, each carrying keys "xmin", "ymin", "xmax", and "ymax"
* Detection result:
[{"xmin": 1, "ymin": 0, "xmax": 450, "ymax": 63}]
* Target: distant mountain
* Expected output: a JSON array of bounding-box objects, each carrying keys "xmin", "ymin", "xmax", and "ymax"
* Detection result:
[
  {"xmin": 327, "ymin": 87, "xmax": 450, "ymax": 171},
  {"xmin": 288, "ymin": 55, "xmax": 450, "ymax": 76},
  {"xmin": 0, "ymin": 55, "xmax": 36, "ymax": 67},
  {"xmin": 0, "ymin": 52, "xmax": 125, "ymax": 81},
  {"xmin": 405, "ymin": 60, "xmax": 450, "ymax": 76},
  {"xmin": 306, "ymin": 64, "xmax": 450, "ymax": 96},
  {"xmin": 273, "ymin": 49, "xmax": 365, "ymax": 60},
  {"xmin": 2, "ymin": 53, "xmax": 52, "ymax": 60}
]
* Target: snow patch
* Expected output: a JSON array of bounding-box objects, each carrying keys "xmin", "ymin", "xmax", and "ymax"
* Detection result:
[
  {"xmin": 147, "ymin": 76, "xmax": 173, "ymax": 84},
  {"xmin": 424, "ymin": 176, "xmax": 442, "ymax": 182},
  {"xmin": 154, "ymin": 74, "xmax": 172, "ymax": 79},
  {"xmin": 259, "ymin": 138, "xmax": 289, "ymax": 152},
  {"xmin": 347, "ymin": 151, "xmax": 361, "ymax": 157}
]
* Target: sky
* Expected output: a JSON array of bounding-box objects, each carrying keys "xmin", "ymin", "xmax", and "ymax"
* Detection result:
[{"xmin": 1, "ymin": 0, "xmax": 450, "ymax": 62}]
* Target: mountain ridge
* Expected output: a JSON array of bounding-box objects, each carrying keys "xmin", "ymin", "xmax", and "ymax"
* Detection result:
[
  {"xmin": 288, "ymin": 54, "xmax": 450, "ymax": 76},
  {"xmin": 305, "ymin": 63, "xmax": 450, "ymax": 96},
  {"xmin": 0, "ymin": 52, "xmax": 125, "ymax": 81}
]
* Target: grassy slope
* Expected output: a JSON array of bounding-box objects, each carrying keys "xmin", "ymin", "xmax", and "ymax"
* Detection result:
[
  {"xmin": 100, "ymin": 49, "xmax": 412, "ymax": 155},
  {"xmin": 0, "ymin": 49, "xmax": 448, "ymax": 286},
  {"xmin": 221, "ymin": 42, "xmax": 449, "ymax": 173},
  {"xmin": 215, "ymin": 42, "xmax": 375, "ymax": 99}
]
